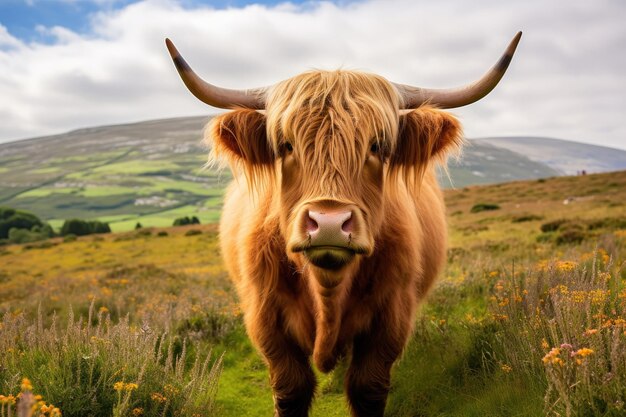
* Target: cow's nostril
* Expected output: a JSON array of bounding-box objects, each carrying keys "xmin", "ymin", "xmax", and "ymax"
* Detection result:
[
  {"xmin": 306, "ymin": 214, "xmax": 319, "ymax": 232},
  {"xmin": 341, "ymin": 215, "xmax": 353, "ymax": 233}
]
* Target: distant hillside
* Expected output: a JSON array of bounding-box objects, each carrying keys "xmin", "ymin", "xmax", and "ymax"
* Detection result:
[
  {"xmin": 0, "ymin": 116, "xmax": 621, "ymax": 231},
  {"xmin": 440, "ymin": 141, "xmax": 559, "ymax": 187},
  {"xmin": 474, "ymin": 137, "xmax": 626, "ymax": 175},
  {"xmin": 0, "ymin": 116, "xmax": 219, "ymax": 231}
]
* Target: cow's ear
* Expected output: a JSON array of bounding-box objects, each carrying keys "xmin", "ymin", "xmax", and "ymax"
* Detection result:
[
  {"xmin": 392, "ymin": 106, "xmax": 463, "ymax": 168},
  {"xmin": 206, "ymin": 108, "xmax": 274, "ymax": 166}
]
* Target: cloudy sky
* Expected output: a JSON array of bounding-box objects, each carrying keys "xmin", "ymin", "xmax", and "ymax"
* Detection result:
[{"xmin": 1, "ymin": 0, "xmax": 625, "ymax": 150}]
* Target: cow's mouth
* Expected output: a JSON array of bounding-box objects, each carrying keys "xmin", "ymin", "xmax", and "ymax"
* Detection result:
[{"xmin": 304, "ymin": 247, "xmax": 355, "ymax": 270}]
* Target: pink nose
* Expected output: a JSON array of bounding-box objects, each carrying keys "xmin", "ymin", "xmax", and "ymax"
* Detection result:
[{"xmin": 307, "ymin": 210, "xmax": 353, "ymax": 247}]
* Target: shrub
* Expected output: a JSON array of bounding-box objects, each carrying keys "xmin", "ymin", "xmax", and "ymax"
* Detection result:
[
  {"xmin": 63, "ymin": 234, "xmax": 77, "ymax": 242},
  {"xmin": 0, "ymin": 207, "xmax": 44, "ymax": 239},
  {"xmin": 470, "ymin": 203, "xmax": 500, "ymax": 213},
  {"xmin": 61, "ymin": 219, "xmax": 111, "ymax": 236},
  {"xmin": 135, "ymin": 222, "xmax": 143, "ymax": 229},
  {"xmin": 540, "ymin": 219, "xmax": 568, "ymax": 233},
  {"xmin": 556, "ymin": 229, "xmax": 586, "ymax": 245},
  {"xmin": 185, "ymin": 229, "xmax": 202, "ymax": 237},
  {"xmin": 512, "ymin": 214, "xmax": 543, "ymax": 223},
  {"xmin": 587, "ymin": 216, "xmax": 626, "ymax": 231},
  {"xmin": 173, "ymin": 216, "xmax": 201, "ymax": 227},
  {"xmin": 157, "ymin": 231, "xmax": 168, "ymax": 237},
  {"xmin": 6, "ymin": 223, "xmax": 55, "ymax": 244}
]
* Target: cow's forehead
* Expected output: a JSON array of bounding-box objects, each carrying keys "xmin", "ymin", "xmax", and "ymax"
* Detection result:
[{"xmin": 265, "ymin": 70, "xmax": 401, "ymax": 144}]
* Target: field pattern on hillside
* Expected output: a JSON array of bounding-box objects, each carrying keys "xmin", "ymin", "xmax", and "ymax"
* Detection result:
[{"xmin": 0, "ymin": 117, "xmax": 230, "ymax": 231}]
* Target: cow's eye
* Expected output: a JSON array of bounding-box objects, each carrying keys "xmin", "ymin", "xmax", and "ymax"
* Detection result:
[
  {"xmin": 370, "ymin": 142, "xmax": 380, "ymax": 154},
  {"xmin": 284, "ymin": 141, "xmax": 293, "ymax": 153}
]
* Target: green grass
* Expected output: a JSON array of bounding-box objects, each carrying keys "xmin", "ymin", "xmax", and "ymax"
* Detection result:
[
  {"xmin": 16, "ymin": 188, "xmax": 81, "ymax": 198},
  {"xmin": 92, "ymin": 161, "xmax": 182, "ymax": 175}
]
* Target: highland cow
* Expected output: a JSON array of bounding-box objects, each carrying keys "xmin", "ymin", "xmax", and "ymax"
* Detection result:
[{"xmin": 166, "ymin": 32, "xmax": 521, "ymax": 417}]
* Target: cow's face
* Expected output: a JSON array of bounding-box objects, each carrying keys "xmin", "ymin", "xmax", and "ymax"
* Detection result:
[{"xmin": 208, "ymin": 71, "xmax": 461, "ymax": 277}]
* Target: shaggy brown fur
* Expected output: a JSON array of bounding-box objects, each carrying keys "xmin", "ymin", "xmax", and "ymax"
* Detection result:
[{"xmin": 206, "ymin": 70, "xmax": 463, "ymax": 417}]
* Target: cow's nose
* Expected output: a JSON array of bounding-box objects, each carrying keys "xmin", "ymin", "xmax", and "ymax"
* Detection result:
[{"xmin": 307, "ymin": 210, "xmax": 353, "ymax": 247}]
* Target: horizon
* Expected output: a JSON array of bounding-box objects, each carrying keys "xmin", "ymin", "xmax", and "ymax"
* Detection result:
[{"xmin": 2, "ymin": 113, "xmax": 625, "ymax": 154}]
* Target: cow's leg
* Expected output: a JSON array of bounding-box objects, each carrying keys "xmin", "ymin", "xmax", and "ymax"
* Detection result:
[
  {"xmin": 256, "ymin": 328, "xmax": 316, "ymax": 417},
  {"xmin": 345, "ymin": 316, "xmax": 410, "ymax": 417}
]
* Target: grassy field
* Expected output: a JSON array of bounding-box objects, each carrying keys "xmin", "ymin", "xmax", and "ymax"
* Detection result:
[{"xmin": 1, "ymin": 170, "xmax": 625, "ymax": 416}]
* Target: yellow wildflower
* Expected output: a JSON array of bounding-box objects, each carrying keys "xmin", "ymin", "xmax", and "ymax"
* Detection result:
[
  {"xmin": 541, "ymin": 339, "xmax": 549, "ymax": 350},
  {"xmin": 21, "ymin": 377, "xmax": 33, "ymax": 391},
  {"xmin": 113, "ymin": 381, "xmax": 125, "ymax": 392},
  {"xmin": 492, "ymin": 313, "xmax": 508, "ymax": 322},
  {"xmin": 542, "ymin": 347, "xmax": 564, "ymax": 366},
  {"xmin": 501, "ymin": 364, "xmax": 512, "ymax": 373},
  {"xmin": 574, "ymin": 348, "xmax": 594, "ymax": 357},
  {"xmin": 151, "ymin": 392, "xmax": 167, "ymax": 403},
  {"xmin": 163, "ymin": 384, "xmax": 179, "ymax": 395},
  {"xmin": 132, "ymin": 408, "xmax": 144, "ymax": 416},
  {"xmin": 124, "ymin": 383, "xmax": 138, "ymax": 392},
  {"xmin": 556, "ymin": 260, "xmax": 577, "ymax": 272},
  {"xmin": 99, "ymin": 306, "xmax": 109, "ymax": 314},
  {"xmin": 583, "ymin": 329, "xmax": 598, "ymax": 337}
]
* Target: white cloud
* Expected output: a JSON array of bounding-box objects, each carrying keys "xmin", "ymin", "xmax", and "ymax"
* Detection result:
[{"xmin": 1, "ymin": 0, "xmax": 625, "ymax": 150}]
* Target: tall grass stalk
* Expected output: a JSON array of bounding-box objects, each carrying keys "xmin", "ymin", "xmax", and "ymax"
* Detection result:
[
  {"xmin": 0, "ymin": 301, "xmax": 223, "ymax": 417},
  {"xmin": 492, "ymin": 248, "xmax": 626, "ymax": 416}
]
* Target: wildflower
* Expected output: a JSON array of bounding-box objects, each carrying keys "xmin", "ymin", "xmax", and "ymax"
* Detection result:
[
  {"xmin": 151, "ymin": 392, "xmax": 167, "ymax": 403},
  {"xmin": 574, "ymin": 348, "xmax": 594, "ymax": 357},
  {"xmin": 492, "ymin": 313, "xmax": 508, "ymax": 322},
  {"xmin": 489, "ymin": 270, "xmax": 499, "ymax": 278},
  {"xmin": 583, "ymin": 329, "xmax": 598, "ymax": 337},
  {"xmin": 541, "ymin": 339, "xmax": 549, "ymax": 350},
  {"xmin": 99, "ymin": 306, "xmax": 109, "ymax": 314},
  {"xmin": 542, "ymin": 347, "xmax": 564, "ymax": 366},
  {"xmin": 124, "ymin": 383, "xmax": 138, "ymax": 392},
  {"xmin": 501, "ymin": 364, "xmax": 512, "ymax": 373},
  {"xmin": 163, "ymin": 384, "xmax": 179, "ymax": 395},
  {"xmin": 560, "ymin": 343, "xmax": 573, "ymax": 350},
  {"xmin": 113, "ymin": 381, "xmax": 125, "ymax": 392},
  {"xmin": 21, "ymin": 377, "xmax": 33, "ymax": 391},
  {"xmin": 132, "ymin": 408, "xmax": 144, "ymax": 416},
  {"xmin": 556, "ymin": 260, "xmax": 577, "ymax": 272}
]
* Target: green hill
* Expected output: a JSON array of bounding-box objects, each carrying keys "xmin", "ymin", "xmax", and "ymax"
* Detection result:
[{"xmin": 2, "ymin": 116, "xmax": 620, "ymax": 231}]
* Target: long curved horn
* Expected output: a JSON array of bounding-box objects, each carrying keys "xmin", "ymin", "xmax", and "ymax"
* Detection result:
[
  {"xmin": 394, "ymin": 31, "xmax": 522, "ymax": 109},
  {"xmin": 165, "ymin": 38, "xmax": 267, "ymax": 109}
]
